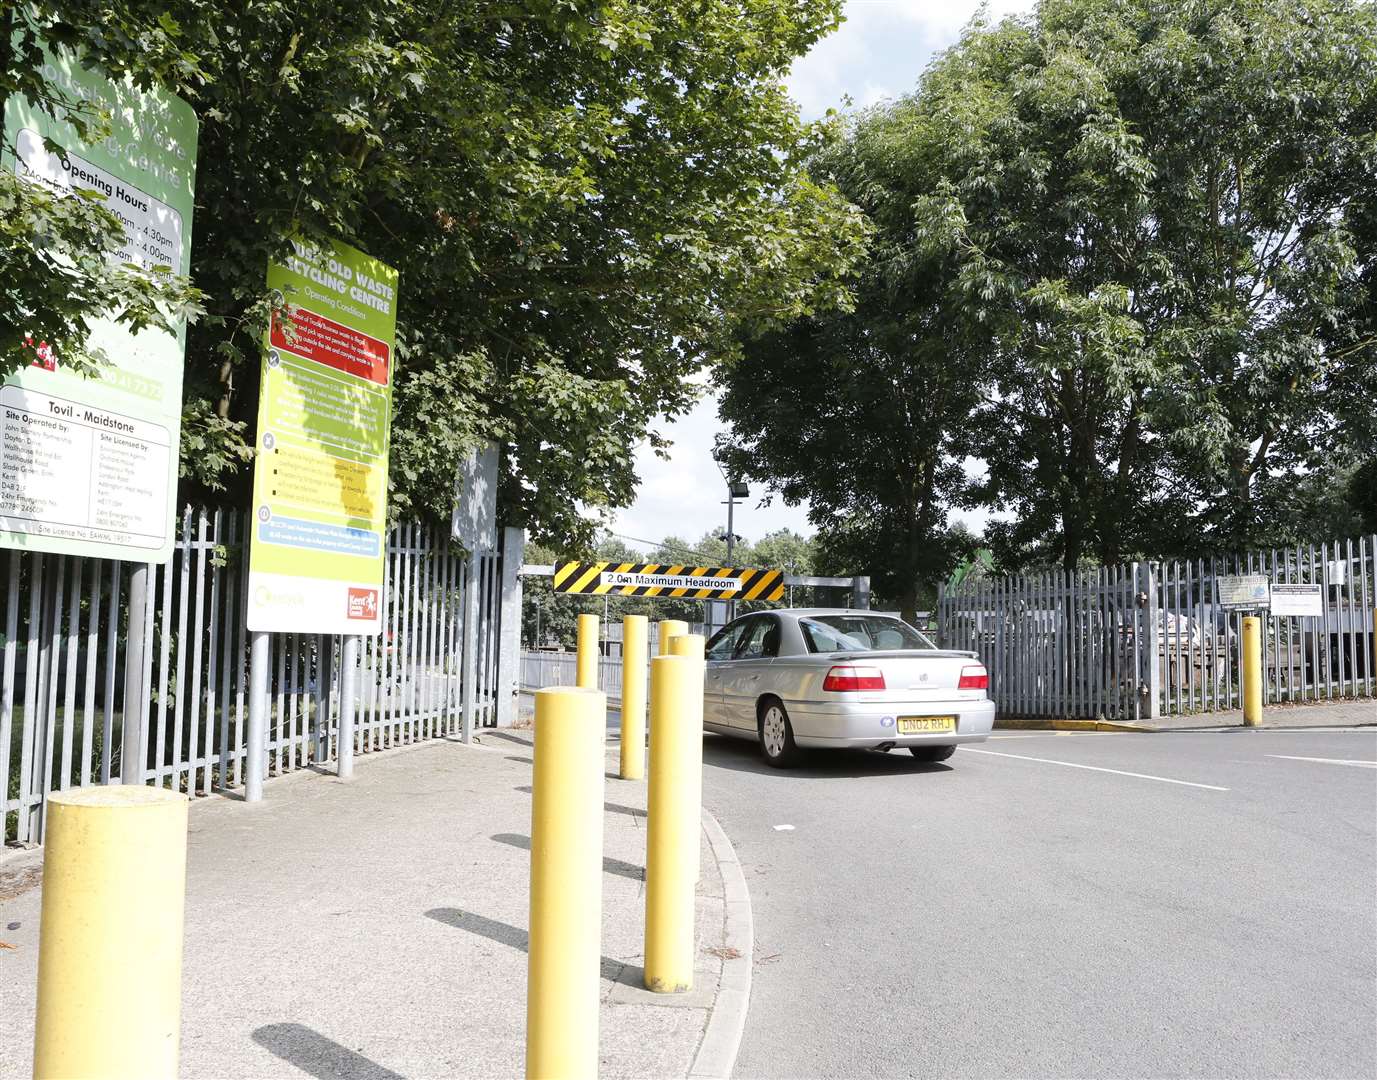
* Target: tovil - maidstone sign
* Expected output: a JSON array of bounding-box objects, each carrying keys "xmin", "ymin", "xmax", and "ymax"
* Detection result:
[{"xmin": 0, "ymin": 45, "xmax": 198, "ymax": 562}]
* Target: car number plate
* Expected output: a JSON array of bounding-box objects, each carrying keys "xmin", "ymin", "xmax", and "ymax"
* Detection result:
[{"xmin": 897, "ymin": 715, "xmax": 956, "ymax": 735}]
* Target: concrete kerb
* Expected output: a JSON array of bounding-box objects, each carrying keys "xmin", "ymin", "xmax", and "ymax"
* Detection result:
[{"xmin": 689, "ymin": 810, "xmax": 754, "ymax": 1080}]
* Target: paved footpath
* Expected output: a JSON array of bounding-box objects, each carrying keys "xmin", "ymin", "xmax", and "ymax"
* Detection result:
[{"xmin": 0, "ymin": 730, "xmax": 750, "ymax": 1079}]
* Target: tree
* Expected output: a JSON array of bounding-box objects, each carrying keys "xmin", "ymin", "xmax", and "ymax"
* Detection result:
[
  {"xmin": 11, "ymin": 1, "xmax": 868, "ymax": 536},
  {"xmin": 1, "ymin": 3, "xmax": 204, "ymax": 382},
  {"xmin": 719, "ymin": 99, "xmax": 990, "ymax": 620},
  {"xmin": 911, "ymin": 0, "xmax": 1377, "ymax": 566}
]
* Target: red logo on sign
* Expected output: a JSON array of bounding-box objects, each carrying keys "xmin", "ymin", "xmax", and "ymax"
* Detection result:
[
  {"xmin": 347, "ymin": 588, "xmax": 378, "ymax": 620},
  {"xmin": 24, "ymin": 334, "xmax": 55, "ymax": 371}
]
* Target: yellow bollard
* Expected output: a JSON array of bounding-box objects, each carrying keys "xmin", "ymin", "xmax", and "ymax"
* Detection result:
[
  {"xmin": 668, "ymin": 634, "xmax": 707, "ymax": 881},
  {"xmin": 668, "ymin": 633, "xmax": 704, "ymax": 660},
  {"xmin": 657, "ymin": 619, "xmax": 688, "ymax": 656},
  {"xmin": 620, "ymin": 615, "xmax": 648, "ymax": 781},
  {"xmin": 575, "ymin": 612, "xmax": 599, "ymax": 689},
  {"xmin": 33, "ymin": 786, "xmax": 189, "ymax": 1080},
  {"xmin": 526, "ymin": 686, "xmax": 605, "ymax": 1080},
  {"xmin": 1242, "ymin": 615, "xmax": 1263, "ymax": 727},
  {"xmin": 644, "ymin": 653, "xmax": 704, "ymax": 993}
]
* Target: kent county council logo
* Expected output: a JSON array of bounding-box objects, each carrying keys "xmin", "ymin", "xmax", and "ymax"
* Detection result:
[{"xmin": 347, "ymin": 588, "xmax": 379, "ymax": 620}]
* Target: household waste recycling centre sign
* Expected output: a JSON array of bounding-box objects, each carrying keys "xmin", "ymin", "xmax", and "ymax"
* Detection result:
[
  {"xmin": 1, "ymin": 45, "xmax": 198, "ymax": 561},
  {"xmin": 247, "ymin": 238, "xmax": 398, "ymax": 635}
]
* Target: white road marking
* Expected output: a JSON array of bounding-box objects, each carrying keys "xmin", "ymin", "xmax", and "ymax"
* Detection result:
[
  {"xmin": 1267, "ymin": 755, "xmax": 1377, "ymax": 769},
  {"xmin": 773, "ymin": 824, "xmax": 795, "ymax": 831},
  {"xmin": 960, "ymin": 748, "xmax": 1230, "ymax": 791}
]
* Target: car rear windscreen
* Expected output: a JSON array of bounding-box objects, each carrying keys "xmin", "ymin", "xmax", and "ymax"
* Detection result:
[{"xmin": 800, "ymin": 615, "xmax": 936, "ymax": 653}]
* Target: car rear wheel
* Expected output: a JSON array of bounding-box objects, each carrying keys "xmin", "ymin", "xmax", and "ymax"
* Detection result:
[
  {"xmin": 909, "ymin": 744, "xmax": 956, "ymax": 762},
  {"xmin": 758, "ymin": 699, "xmax": 802, "ymax": 768}
]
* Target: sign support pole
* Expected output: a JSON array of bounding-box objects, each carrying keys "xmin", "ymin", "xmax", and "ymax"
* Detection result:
[
  {"xmin": 245, "ymin": 630, "xmax": 269, "ymax": 802},
  {"xmin": 337, "ymin": 635, "xmax": 359, "ymax": 779},
  {"xmin": 461, "ymin": 551, "xmax": 480, "ymax": 743},
  {"xmin": 119, "ymin": 565, "xmax": 149, "ymax": 785}
]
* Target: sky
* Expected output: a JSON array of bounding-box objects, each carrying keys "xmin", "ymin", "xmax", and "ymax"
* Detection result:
[{"xmin": 607, "ymin": 0, "xmax": 1033, "ymax": 552}]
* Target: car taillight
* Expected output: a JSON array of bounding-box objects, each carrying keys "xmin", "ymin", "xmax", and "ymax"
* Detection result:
[
  {"xmin": 958, "ymin": 665, "xmax": 989, "ymax": 690},
  {"xmin": 822, "ymin": 665, "xmax": 886, "ymax": 692}
]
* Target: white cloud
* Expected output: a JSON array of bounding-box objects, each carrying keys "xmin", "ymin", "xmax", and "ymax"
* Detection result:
[
  {"xmin": 786, "ymin": 1, "xmax": 1034, "ymax": 120},
  {"xmin": 609, "ymin": 390, "xmax": 814, "ymax": 552}
]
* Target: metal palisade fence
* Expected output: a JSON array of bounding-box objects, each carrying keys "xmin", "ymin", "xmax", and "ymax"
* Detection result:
[
  {"xmin": 937, "ymin": 535, "xmax": 1377, "ymax": 722},
  {"xmin": 1, "ymin": 508, "xmax": 517, "ymax": 844}
]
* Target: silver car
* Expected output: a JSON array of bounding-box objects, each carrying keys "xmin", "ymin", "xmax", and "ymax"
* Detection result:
[{"xmin": 703, "ymin": 608, "xmax": 995, "ymax": 768}]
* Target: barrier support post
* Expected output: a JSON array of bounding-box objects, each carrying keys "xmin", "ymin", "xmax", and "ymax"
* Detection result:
[
  {"xmin": 576, "ymin": 612, "xmax": 599, "ymax": 689},
  {"xmin": 644, "ymin": 652, "xmax": 704, "ymax": 992},
  {"xmin": 337, "ymin": 634, "xmax": 359, "ymax": 779},
  {"xmin": 526, "ymin": 686, "xmax": 605, "ymax": 1079},
  {"xmin": 620, "ymin": 615, "xmax": 648, "ymax": 780},
  {"xmin": 33, "ymin": 787, "xmax": 189, "ymax": 1080}
]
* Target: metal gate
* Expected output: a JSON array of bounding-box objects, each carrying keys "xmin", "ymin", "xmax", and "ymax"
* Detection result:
[{"xmin": 937, "ymin": 534, "xmax": 1376, "ymax": 721}]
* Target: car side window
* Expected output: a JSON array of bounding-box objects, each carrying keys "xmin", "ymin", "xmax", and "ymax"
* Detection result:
[
  {"xmin": 735, "ymin": 617, "xmax": 773, "ymax": 660},
  {"xmin": 706, "ymin": 621, "xmax": 746, "ymax": 661},
  {"xmin": 762, "ymin": 616, "xmax": 781, "ymax": 658}
]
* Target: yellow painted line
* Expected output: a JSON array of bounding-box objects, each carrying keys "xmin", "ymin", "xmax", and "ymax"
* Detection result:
[
  {"xmin": 961, "ymin": 748, "xmax": 1230, "ymax": 791},
  {"xmin": 995, "ymin": 718, "xmax": 1152, "ymax": 733},
  {"xmin": 553, "ymin": 562, "xmax": 579, "ymax": 587}
]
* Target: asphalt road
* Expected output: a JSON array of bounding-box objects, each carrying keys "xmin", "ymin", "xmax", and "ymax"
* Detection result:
[{"xmin": 700, "ymin": 727, "xmax": 1377, "ymax": 1079}]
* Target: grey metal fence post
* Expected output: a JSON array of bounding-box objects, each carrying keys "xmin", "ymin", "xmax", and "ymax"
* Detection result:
[
  {"xmin": 246, "ymin": 629, "xmax": 270, "ymax": 802},
  {"xmin": 120, "ymin": 564, "xmax": 149, "ymax": 784},
  {"xmin": 1146, "ymin": 561, "xmax": 1162, "ymax": 719},
  {"xmin": 338, "ymin": 634, "xmax": 359, "ymax": 779},
  {"xmin": 1133, "ymin": 561, "xmax": 1163, "ymax": 722},
  {"xmin": 495, "ymin": 527, "xmax": 525, "ymax": 728}
]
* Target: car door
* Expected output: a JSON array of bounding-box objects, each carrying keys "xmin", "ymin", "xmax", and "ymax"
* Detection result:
[
  {"xmin": 718, "ymin": 615, "xmax": 781, "ymax": 729},
  {"xmin": 703, "ymin": 620, "xmax": 748, "ymax": 727}
]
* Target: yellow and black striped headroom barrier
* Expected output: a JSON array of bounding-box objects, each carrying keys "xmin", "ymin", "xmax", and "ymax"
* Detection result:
[{"xmin": 552, "ymin": 562, "xmax": 785, "ymax": 601}]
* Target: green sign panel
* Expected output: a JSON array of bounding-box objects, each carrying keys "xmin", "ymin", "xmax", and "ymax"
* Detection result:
[
  {"xmin": 0, "ymin": 47, "xmax": 198, "ymax": 562},
  {"xmin": 246, "ymin": 237, "xmax": 398, "ymax": 634}
]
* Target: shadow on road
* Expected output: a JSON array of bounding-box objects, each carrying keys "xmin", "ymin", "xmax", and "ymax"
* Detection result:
[
  {"xmin": 423, "ymin": 908, "xmax": 626, "ymax": 981},
  {"xmin": 703, "ymin": 734, "xmax": 955, "ymax": 779},
  {"xmin": 252, "ymin": 1023, "xmax": 404, "ymax": 1080},
  {"xmin": 491, "ymin": 832, "xmax": 644, "ymax": 881}
]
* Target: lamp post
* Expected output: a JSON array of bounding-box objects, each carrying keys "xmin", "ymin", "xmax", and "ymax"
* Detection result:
[{"xmin": 723, "ymin": 479, "xmax": 748, "ymax": 620}]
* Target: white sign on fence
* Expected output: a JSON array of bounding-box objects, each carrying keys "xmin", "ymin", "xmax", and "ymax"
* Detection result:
[
  {"xmin": 1326, "ymin": 559, "xmax": 1348, "ymax": 586},
  {"xmin": 1217, "ymin": 574, "xmax": 1271, "ymax": 611},
  {"xmin": 452, "ymin": 441, "xmax": 499, "ymax": 554},
  {"xmin": 1270, "ymin": 583, "xmax": 1323, "ymax": 617}
]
